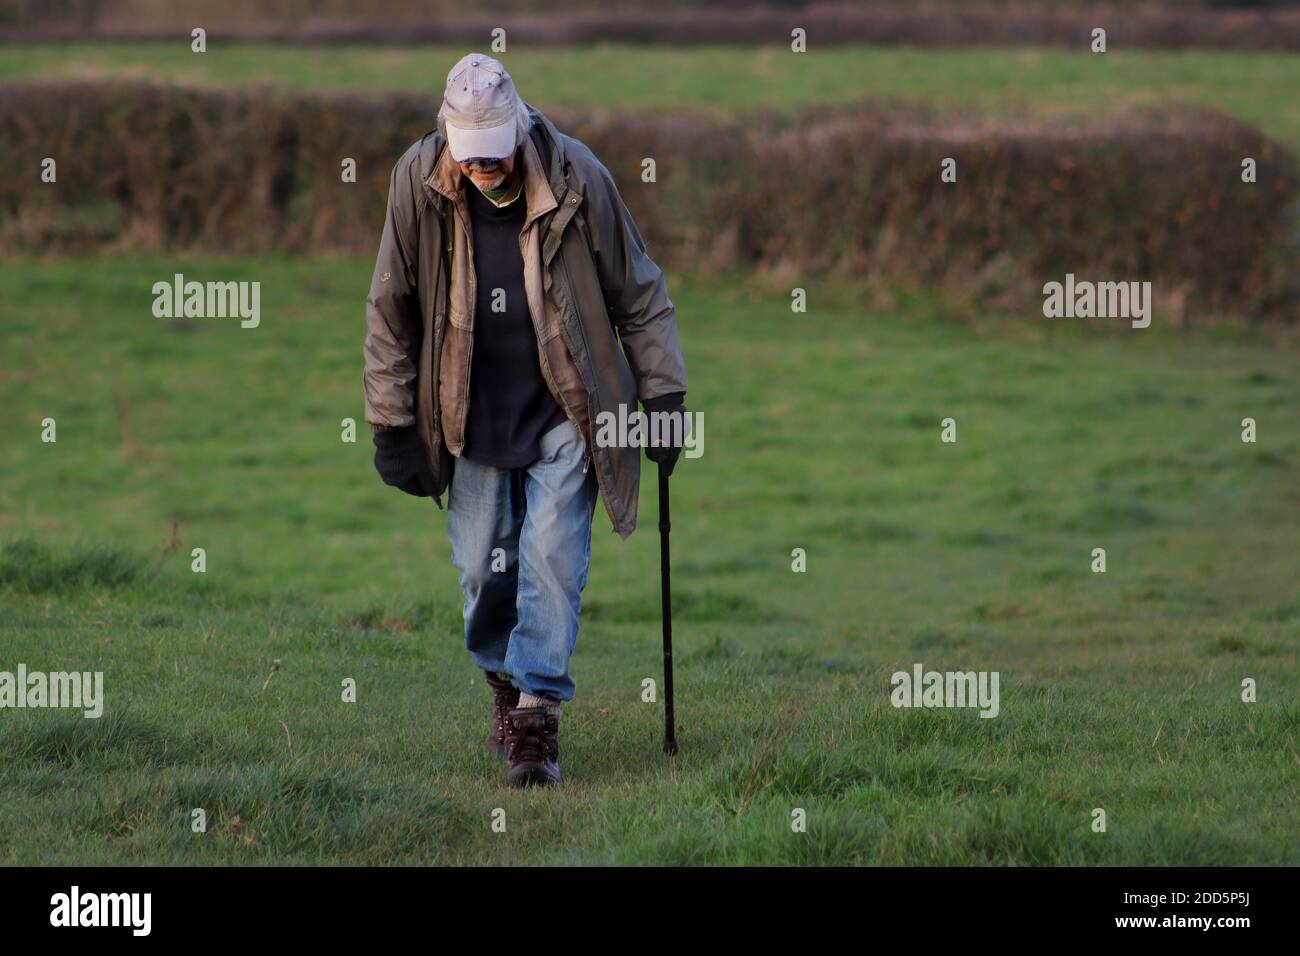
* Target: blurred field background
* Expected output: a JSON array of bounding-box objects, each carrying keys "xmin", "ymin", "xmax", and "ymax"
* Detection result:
[
  {"xmin": 6, "ymin": 1, "xmax": 1300, "ymax": 49},
  {"xmin": 0, "ymin": 1, "xmax": 1297, "ymax": 864}
]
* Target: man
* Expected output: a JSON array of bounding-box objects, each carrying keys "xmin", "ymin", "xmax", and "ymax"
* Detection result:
[{"xmin": 363, "ymin": 54, "xmax": 688, "ymax": 788}]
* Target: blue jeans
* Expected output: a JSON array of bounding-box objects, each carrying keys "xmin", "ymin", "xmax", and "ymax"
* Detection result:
[{"xmin": 447, "ymin": 420, "xmax": 597, "ymax": 702}]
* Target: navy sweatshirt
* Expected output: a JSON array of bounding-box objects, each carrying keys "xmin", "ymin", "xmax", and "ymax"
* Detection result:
[{"xmin": 461, "ymin": 180, "xmax": 568, "ymax": 469}]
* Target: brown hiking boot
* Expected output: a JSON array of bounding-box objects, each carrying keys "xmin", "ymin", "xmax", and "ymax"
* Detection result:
[
  {"xmin": 504, "ymin": 706, "xmax": 562, "ymax": 788},
  {"xmin": 484, "ymin": 670, "xmax": 520, "ymax": 759}
]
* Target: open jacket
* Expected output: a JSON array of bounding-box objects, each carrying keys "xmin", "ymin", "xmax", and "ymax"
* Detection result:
[{"xmin": 363, "ymin": 103, "xmax": 687, "ymax": 538}]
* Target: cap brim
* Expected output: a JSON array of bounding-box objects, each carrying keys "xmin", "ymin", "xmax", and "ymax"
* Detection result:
[{"xmin": 446, "ymin": 122, "xmax": 517, "ymax": 163}]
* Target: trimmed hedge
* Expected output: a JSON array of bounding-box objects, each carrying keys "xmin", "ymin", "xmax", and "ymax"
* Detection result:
[{"xmin": 2, "ymin": 83, "xmax": 1296, "ymax": 318}]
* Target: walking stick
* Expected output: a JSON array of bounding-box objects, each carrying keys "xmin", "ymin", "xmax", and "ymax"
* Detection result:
[{"xmin": 658, "ymin": 459, "xmax": 679, "ymax": 756}]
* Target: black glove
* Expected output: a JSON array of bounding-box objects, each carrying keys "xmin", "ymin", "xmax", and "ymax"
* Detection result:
[
  {"xmin": 373, "ymin": 426, "xmax": 435, "ymax": 498},
  {"xmin": 642, "ymin": 393, "xmax": 687, "ymax": 477}
]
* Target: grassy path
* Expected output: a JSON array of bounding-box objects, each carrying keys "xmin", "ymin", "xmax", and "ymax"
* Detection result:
[{"xmin": 1, "ymin": 256, "xmax": 1296, "ymax": 863}]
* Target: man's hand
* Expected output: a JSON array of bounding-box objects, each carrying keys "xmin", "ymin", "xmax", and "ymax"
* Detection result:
[
  {"xmin": 373, "ymin": 426, "xmax": 435, "ymax": 497},
  {"xmin": 642, "ymin": 393, "xmax": 687, "ymax": 477}
]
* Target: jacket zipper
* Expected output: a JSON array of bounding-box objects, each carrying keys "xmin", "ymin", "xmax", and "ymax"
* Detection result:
[
  {"xmin": 527, "ymin": 218, "xmax": 590, "ymax": 459},
  {"xmin": 553, "ymin": 243, "xmax": 620, "ymax": 531},
  {"xmin": 531, "ymin": 268, "xmax": 592, "ymax": 484},
  {"xmin": 429, "ymin": 197, "xmax": 453, "ymax": 510},
  {"xmin": 457, "ymin": 199, "xmax": 475, "ymax": 453}
]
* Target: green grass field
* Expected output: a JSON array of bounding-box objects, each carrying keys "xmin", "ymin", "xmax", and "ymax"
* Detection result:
[
  {"xmin": 4, "ymin": 43, "xmax": 1300, "ymax": 150},
  {"xmin": 1, "ymin": 256, "xmax": 1297, "ymax": 864}
]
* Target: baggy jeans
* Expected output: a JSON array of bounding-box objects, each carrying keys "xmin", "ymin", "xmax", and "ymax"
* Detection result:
[{"xmin": 447, "ymin": 420, "xmax": 597, "ymax": 702}]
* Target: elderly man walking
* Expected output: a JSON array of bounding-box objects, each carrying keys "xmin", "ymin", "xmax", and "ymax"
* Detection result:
[{"xmin": 363, "ymin": 54, "xmax": 688, "ymax": 787}]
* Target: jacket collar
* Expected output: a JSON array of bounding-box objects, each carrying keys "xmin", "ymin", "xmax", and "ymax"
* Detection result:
[
  {"xmin": 426, "ymin": 103, "xmax": 562, "ymax": 228},
  {"xmin": 526, "ymin": 105, "xmax": 574, "ymax": 201}
]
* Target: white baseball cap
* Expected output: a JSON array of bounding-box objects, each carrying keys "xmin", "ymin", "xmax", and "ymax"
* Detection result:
[{"xmin": 440, "ymin": 53, "xmax": 521, "ymax": 162}]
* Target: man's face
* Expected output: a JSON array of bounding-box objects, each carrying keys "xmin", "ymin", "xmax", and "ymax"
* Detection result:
[{"xmin": 458, "ymin": 150, "xmax": 517, "ymax": 192}]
